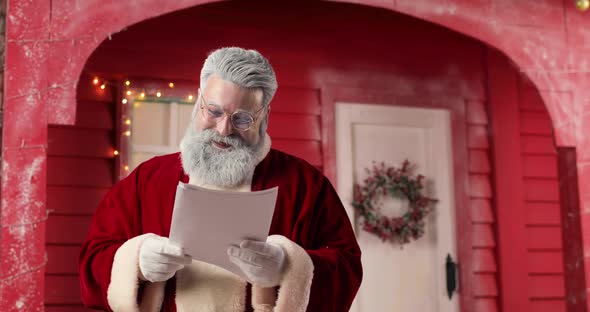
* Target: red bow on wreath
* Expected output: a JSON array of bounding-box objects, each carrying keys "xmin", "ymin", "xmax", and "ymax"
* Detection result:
[{"xmin": 352, "ymin": 160, "xmax": 438, "ymax": 245}]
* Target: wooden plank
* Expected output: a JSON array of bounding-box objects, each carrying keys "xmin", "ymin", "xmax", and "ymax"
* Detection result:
[
  {"xmin": 519, "ymin": 89, "xmax": 547, "ymax": 112},
  {"xmin": 523, "ymin": 179, "xmax": 559, "ymax": 202},
  {"xmin": 526, "ymin": 227, "xmax": 562, "ymax": 250},
  {"xmin": 44, "ymin": 275, "xmax": 82, "ymax": 305},
  {"xmin": 272, "ymin": 139, "xmax": 322, "ymax": 166},
  {"xmin": 469, "ymin": 150, "xmax": 490, "ymax": 173},
  {"xmin": 526, "ymin": 202, "xmax": 560, "ymax": 226},
  {"xmin": 520, "ymin": 112, "xmax": 553, "ymax": 135},
  {"xmin": 46, "ymin": 186, "xmax": 108, "ymax": 215},
  {"xmin": 528, "ymin": 275, "xmax": 566, "ymax": 298},
  {"xmin": 46, "ymin": 216, "xmax": 92, "ymax": 244},
  {"xmin": 267, "ymin": 114, "xmax": 320, "ymax": 140},
  {"xmin": 472, "ymin": 249, "xmax": 497, "ymax": 273},
  {"xmin": 472, "ymin": 273, "xmax": 498, "ymax": 296},
  {"xmin": 471, "ymin": 198, "xmax": 494, "ymax": 223},
  {"xmin": 528, "ymin": 251, "xmax": 563, "ymax": 274},
  {"xmin": 46, "ymin": 245, "xmax": 82, "ymax": 275},
  {"xmin": 48, "ymin": 128, "xmax": 114, "ymax": 158},
  {"xmin": 271, "ymin": 87, "xmax": 320, "ymax": 115},
  {"xmin": 521, "ymin": 135, "xmax": 555, "ymax": 155},
  {"xmin": 472, "ymin": 224, "xmax": 496, "ymax": 248},
  {"xmin": 75, "ymin": 100, "xmax": 115, "ymax": 130},
  {"xmin": 466, "ymin": 100, "xmax": 488, "ymax": 125},
  {"xmin": 47, "ymin": 158, "xmax": 114, "ymax": 187},
  {"xmin": 469, "ymin": 174, "xmax": 492, "ymax": 198},
  {"xmin": 473, "ymin": 298, "xmax": 498, "ymax": 312},
  {"xmin": 522, "ymin": 155, "xmax": 558, "ymax": 178},
  {"xmin": 529, "ymin": 300, "xmax": 566, "ymax": 312},
  {"xmin": 467, "ymin": 125, "xmax": 489, "ymax": 149}
]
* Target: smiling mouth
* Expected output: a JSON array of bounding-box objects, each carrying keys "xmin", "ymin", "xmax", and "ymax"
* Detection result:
[{"xmin": 212, "ymin": 140, "xmax": 232, "ymax": 150}]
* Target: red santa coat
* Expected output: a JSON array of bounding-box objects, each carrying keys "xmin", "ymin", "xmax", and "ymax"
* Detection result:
[{"xmin": 79, "ymin": 149, "xmax": 362, "ymax": 311}]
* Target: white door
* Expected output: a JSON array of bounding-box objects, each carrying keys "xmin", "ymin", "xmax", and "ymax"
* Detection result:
[{"xmin": 336, "ymin": 103, "xmax": 459, "ymax": 312}]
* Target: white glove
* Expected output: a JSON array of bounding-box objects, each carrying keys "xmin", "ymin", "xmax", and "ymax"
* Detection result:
[
  {"xmin": 138, "ymin": 235, "xmax": 192, "ymax": 282},
  {"xmin": 227, "ymin": 240, "xmax": 285, "ymax": 288}
]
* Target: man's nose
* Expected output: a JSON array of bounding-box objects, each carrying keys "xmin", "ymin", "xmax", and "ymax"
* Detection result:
[{"xmin": 216, "ymin": 115, "xmax": 233, "ymax": 136}]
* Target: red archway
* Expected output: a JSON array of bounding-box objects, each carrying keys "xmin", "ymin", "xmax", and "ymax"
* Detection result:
[{"xmin": 3, "ymin": 1, "xmax": 589, "ymax": 311}]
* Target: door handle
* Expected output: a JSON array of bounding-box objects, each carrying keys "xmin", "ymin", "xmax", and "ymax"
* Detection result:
[{"xmin": 446, "ymin": 253, "xmax": 457, "ymax": 300}]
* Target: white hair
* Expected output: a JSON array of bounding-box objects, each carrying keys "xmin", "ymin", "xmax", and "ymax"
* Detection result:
[{"xmin": 200, "ymin": 47, "xmax": 277, "ymax": 132}]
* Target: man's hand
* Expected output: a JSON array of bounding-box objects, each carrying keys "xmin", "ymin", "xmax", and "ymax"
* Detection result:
[
  {"xmin": 227, "ymin": 240, "xmax": 285, "ymax": 288},
  {"xmin": 139, "ymin": 235, "xmax": 192, "ymax": 282}
]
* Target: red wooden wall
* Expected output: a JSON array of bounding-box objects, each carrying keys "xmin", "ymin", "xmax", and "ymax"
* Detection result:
[
  {"xmin": 45, "ymin": 75, "xmax": 116, "ymax": 311},
  {"xmin": 43, "ymin": 1, "xmax": 567, "ymax": 311}
]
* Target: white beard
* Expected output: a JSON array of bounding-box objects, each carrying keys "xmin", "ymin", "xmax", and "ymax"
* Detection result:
[{"xmin": 179, "ymin": 126, "xmax": 264, "ymax": 188}]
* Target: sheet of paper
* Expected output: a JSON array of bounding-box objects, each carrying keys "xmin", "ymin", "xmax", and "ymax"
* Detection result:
[{"xmin": 169, "ymin": 182, "xmax": 278, "ymax": 279}]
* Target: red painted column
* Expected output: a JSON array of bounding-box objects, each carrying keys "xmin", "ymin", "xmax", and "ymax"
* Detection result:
[{"xmin": 0, "ymin": 0, "xmax": 51, "ymax": 310}]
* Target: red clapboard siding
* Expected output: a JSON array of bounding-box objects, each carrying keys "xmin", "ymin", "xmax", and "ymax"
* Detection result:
[
  {"xmin": 46, "ymin": 216, "xmax": 92, "ymax": 244},
  {"xmin": 266, "ymin": 114, "xmax": 320, "ymax": 140},
  {"xmin": 468, "ymin": 125, "xmax": 489, "ymax": 149},
  {"xmin": 46, "ymin": 246, "xmax": 82, "ymax": 274},
  {"xmin": 528, "ymin": 275, "xmax": 566, "ymax": 298},
  {"xmin": 75, "ymin": 101, "xmax": 115, "ymax": 130},
  {"xmin": 471, "ymin": 199, "xmax": 494, "ymax": 223},
  {"xmin": 474, "ymin": 298, "xmax": 498, "ymax": 312},
  {"xmin": 529, "ymin": 300, "xmax": 566, "ymax": 312},
  {"xmin": 46, "ymin": 186, "xmax": 108, "ymax": 215},
  {"xmin": 77, "ymin": 75, "xmax": 115, "ymax": 103},
  {"xmin": 473, "ymin": 273, "xmax": 499, "ymax": 296},
  {"xmin": 469, "ymin": 150, "xmax": 490, "ymax": 173},
  {"xmin": 472, "ymin": 224, "xmax": 496, "ymax": 248},
  {"xmin": 525, "ymin": 202, "xmax": 560, "ymax": 225},
  {"xmin": 47, "ymin": 158, "xmax": 114, "ymax": 187},
  {"xmin": 272, "ymin": 139, "xmax": 322, "ymax": 166},
  {"xmin": 519, "ymin": 90, "xmax": 547, "ymax": 112},
  {"xmin": 526, "ymin": 227, "xmax": 562, "ymax": 250},
  {"xmin": 521, "ymin": 136, "xmax": 555, "ymax": 155},
  {"xmin": 472, "ymin": 249, "xmax": 497, "ymax": 273},
  {"xmin": 523, "ymin": 179, "xmax": 560, "ymax": 202},
  {"xmin": 466, "ymin": 100, "xmax": 488, "ymax": 125},
  {"xmin": 469, "ymin": 174, "xmax": 492, "ymax": 198},
  {"xmin": 48, "ymin": 128, "xmax": 114, "ymax": 158},
  {"xmin": 45, "ymin": 275, "xmax": 82, "ymax": 304},
  {"xmin": 520, "ymin": 112, "xmax": 553, "ymax": 135},
  {"xmin": 271, "ymin": 88, "xmax": 320, "ymax": 115},
  {"xmin": 522, "ymin": 155, "xmax": 558, "ymax": 178},
  {"xmin": 528, "ymin": 251, "xmax": 564, "ymax": 274}
]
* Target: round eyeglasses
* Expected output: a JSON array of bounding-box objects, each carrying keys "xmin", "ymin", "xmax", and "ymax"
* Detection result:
[{"xmin": 199, "ymin": 91, "xmax": 266, "ymax": 131}]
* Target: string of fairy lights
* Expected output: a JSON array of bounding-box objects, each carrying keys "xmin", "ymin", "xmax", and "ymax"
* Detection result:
[{"xmin": 91, "ymin": 75, "xmax": 197, "ymax": 176}]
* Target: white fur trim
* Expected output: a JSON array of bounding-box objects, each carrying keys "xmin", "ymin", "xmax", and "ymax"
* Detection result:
[
  {"xmin": 176, "ymin": 260, "xmax": 247, "ymax": 311},
  {"xmin": 254, "ymin": 235, "xmax": 314, "ymax": 312},
  {"xmin": 107, "ymin": 233, "xmax": 164, "ymax": 312}
]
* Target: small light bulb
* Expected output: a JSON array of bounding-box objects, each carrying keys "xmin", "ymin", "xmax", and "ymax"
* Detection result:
[
  {"xmin": 125, "ymin": 80, "xmax": 131, "ymax": 86},
  {"xmin": 133, "ymin": 102, "xmax": 140, "ymax": 108},
  {"xmin": 113, "ymin": 150, "xmax": 119, "ymax": 156},
  {"xmin": 100, "ymin": 84, "xmax": 106, "ymax": 90},
  {"xmin": 169, "ymin": 82, "xmax": 174, "ymax": 88},
  {"xmin": 125, "ymin": 119, "xmax": 131, "ymax": 125},
  {"xmin": 139, "ymin": 92, "xmax": 145, "ymax": 99},
  {"xmin": 124, "ymin": 165, "xmax": 130, "ymax": 171},
  {"xmin": 93, "ymin": 77, "xmax": 100, "ymax": 85},
  {"xmin": 188, "ymin": 94, "xmax": 194, "ymax": 101},
  {"xmin": 576, "ymin": 0, "xmax": 590, "ymax": 11},
  {"xmin": 122, "ymin": 99, "xmax": 128, "ymax": 104},
  {"xmin": 126, "ymin": 90, "xmax": 132, "ymax": 96},
  {"xmin": 124, "ymin": 130, "xmax": 131, "ymax": 136},
  {"xmin": 156, "ymin": 91, "xmax": 162, "ymax": 98}
]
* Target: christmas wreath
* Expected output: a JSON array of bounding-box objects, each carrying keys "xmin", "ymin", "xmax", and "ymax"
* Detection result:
[{"xmin": 352, "ymin": 160, "xmax": 437, "ymax": 245}]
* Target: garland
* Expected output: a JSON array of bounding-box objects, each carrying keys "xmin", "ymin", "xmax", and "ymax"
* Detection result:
[{"xmin": 352, "ymin": 160, "xmax": 437, "ymax": 245}]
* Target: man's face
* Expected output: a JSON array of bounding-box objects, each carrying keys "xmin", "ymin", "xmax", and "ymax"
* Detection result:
[
  {"xmin": 196, "ymin": 74, "xmax": 265, "ymax": 148},
  {"xmin": 179, "ymin": 74, "xmax": 268, "ymax": 187}
]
